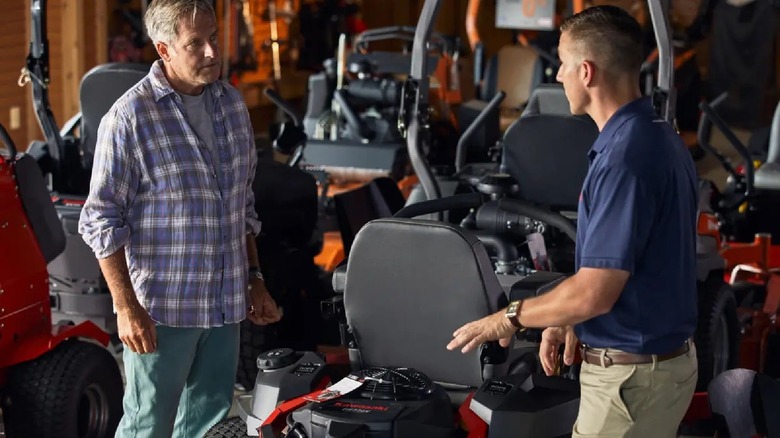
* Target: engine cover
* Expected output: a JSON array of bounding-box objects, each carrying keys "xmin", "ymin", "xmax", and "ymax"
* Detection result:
[{"xmin": 287, "ymin": 367, "xmax": 455, "ymax": 438}]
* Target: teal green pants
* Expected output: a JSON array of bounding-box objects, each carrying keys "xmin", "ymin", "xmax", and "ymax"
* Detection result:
[{"xmin": 116, "ymin": 323, "xmax": 240, "ymax": 438}]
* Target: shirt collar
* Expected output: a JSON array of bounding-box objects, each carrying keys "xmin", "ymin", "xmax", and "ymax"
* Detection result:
[
  {"xmin": 590, "ymin": 96, "xmax": 655, "ymax": 156},
  {"xmin": 149, "ymin": 59, "xmax": 226, "ymax": 102}
]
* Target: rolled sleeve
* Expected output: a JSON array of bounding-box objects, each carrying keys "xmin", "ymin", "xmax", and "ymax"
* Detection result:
[
  {"xmin": 579, "ymin": 165, "xmax": 655, "ymax": 274},
  {"xmin": 78, "ymin": 110, "xmax": 139, "ymax": 259}
]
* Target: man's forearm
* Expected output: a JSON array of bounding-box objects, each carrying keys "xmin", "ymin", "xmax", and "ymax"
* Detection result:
[
  {"xmin": 246, "ymin": 234, "xmax": 260, "ymax": 269},
  {"xmin": 97, "ymin": 248, "xmax": 141, "ymax": 312},
  {"xmin": 518, "ymin": 275, "xmax": 603, "ymax": 328}
]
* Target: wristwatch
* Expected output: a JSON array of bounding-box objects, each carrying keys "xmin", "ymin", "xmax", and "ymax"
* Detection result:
[
  {"xmin": 248, "ymin": 267, "xmax": 264, "ymax": 282},
  {"xmin": 505, "ymin": 300, "xmax": 524, "ymax": 329}
]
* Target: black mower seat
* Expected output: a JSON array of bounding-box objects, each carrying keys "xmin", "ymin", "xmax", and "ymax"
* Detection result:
[
  {"xmin": 708, "ymin": 368, "xmax": 780, "ymax": 437},
  {"xmin": 342, "ymin": 218, "xmax": 508, "ymax": 388},
  {"xmin": 521, "ymin": 83, "xmax": 573, "ymax": 117},
  {"xmin": 754, "ymin": 100, "xmax": 780, "ymax": 191},
  {"xmin": 79, "ymin": 62, "xmax": 150, "ymax": 163},
  {"xmin": 501, "ymin": 85, "xmax": 599, "ymax": 212}
]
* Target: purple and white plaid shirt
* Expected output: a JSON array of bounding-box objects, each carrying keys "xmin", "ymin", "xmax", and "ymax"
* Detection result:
[{"xmin": 79, "ymin": 60, "xmax": 261, "ymax": 328}]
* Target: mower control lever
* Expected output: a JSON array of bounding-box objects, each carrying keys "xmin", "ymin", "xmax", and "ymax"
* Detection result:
[
  {"xmin": 263, "ymin": 87, "xmax": 303, "ymax": 127},
  {"xmin": 455, "ymin": 91, "xmax": 505, "ymax": 173},
  {"xmin": 697, "ymin": 94, "xmax": 755, "ymax": 209}
]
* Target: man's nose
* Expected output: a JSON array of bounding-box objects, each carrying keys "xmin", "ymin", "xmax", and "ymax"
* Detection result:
[{"xmin": 205, "ymin": 41, "xmax": 219, "ymax": 59}]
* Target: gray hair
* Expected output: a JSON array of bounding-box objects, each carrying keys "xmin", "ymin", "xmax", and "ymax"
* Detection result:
[{"xmin": 144, "ymin": 0, "xmax": 216, "ymax": 44}]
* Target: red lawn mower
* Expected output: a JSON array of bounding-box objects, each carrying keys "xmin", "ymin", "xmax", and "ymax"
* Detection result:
[{"xmin": 0, "ymin": 123, "xmax": 123, "ymax": 437}]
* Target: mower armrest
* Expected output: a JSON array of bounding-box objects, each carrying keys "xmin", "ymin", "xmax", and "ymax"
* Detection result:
[{"xmin": 332, "ymin": 263, "xmax": 347, "ymax": 294}]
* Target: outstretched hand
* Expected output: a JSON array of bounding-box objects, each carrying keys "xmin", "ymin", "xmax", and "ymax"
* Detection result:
[{"xmin": 446, "ymin": 310, "xmax": 517, "ymax": 353}]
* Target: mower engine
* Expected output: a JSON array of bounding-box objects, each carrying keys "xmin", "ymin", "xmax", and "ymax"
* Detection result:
[{"xmin": 285, "ymin": 367, "xmax": 455, "ymax": 438}]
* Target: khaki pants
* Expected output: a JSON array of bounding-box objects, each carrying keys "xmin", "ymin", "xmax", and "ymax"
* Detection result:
[{"xmin": 572, "ymin": 342, "xmax": 698, "ymax": 438}]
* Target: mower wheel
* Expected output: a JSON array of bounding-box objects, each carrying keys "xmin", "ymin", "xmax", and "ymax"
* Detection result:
[
  {"xmin": 3, "ymin": 339, "xmax": 123, "ymax": 438},
  {"xmin": 204, "ymin": 416, "xmax": 248, "ymax": 437},
  {"xmin": 694, "ymin": 279, "xmax": 740, "ymax": 391},
  {"xmin": 236, "ymin": 320, "xmax": 278, "ymax": 390}
]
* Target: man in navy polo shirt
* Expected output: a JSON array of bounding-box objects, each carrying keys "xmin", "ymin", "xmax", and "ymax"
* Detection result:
[{"xmin": 447, "ymin": 6, "xmax": 699, "ymax": 436}]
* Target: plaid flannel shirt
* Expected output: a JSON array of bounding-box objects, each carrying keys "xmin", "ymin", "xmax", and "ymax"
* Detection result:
[{"xmin": 79, "ymin": 60, "xmax": 261, "ymax": 328}]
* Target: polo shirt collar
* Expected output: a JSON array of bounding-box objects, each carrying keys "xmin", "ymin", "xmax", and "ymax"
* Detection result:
[{"xmin": 590, "ymin": 96, "xmax": 655, "ymax": 156}]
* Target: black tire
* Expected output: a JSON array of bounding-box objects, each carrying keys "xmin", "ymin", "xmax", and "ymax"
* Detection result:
[
  {"xmin": 695, "ymin": 278, "xmax": 741, "ymax": 391},
  {"xmin": 236, "ymin": 320, "xmax": 279, "ymax": 390},
  {"xmin": 4, "ymin": 339, "xmax": 124, "ymax": 438},
  {"xmin": 204, "ymin": 416, "xmax": 248, "ymax": 438}
]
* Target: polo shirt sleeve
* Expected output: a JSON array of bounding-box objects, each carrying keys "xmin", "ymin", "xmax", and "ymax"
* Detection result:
[{"xmin": 578, "ymin": 164, "xmax": 656, "ymax": 273}]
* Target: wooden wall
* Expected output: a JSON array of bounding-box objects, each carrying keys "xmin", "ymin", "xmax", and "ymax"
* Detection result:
[{"xmin": 0, "ymin": 1, "xmax": 33, "ymax": 150}]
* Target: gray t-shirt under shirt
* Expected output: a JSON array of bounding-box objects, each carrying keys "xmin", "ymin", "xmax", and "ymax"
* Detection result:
[{"xmin": 179, "ymin": 90, "xmax": 221, "ymax": 184}]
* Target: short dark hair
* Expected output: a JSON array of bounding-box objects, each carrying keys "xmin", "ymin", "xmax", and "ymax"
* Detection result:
[{"xmin": 560, "ymin": 5, "xmax": 644, "ymax": 76}]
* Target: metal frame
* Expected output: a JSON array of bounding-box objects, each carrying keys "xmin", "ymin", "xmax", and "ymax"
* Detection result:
[
  {"xmin": 402, "ymin": 0, "xmax": 676, "ymax": 205},
  {"xmin": 25, "ymin": 0, "xmax": 64, "ymax": 165},
  {"xmin": 648, "ymin": 0, "xmax": 676, "ymax": 124}
]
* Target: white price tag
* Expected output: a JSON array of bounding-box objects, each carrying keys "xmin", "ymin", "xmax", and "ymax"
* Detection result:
[
  {"xmin": 527, "ymin": 232, "xmax": 551, "ymax": 271},
  {"xmin": 304, "ymin": 374, "xmax": 364, "ymax": 403}
]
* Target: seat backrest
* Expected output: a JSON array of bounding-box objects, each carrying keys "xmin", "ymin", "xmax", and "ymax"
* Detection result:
[
  {"xmin": 521, "ymin": 83, "xmax": 573, "ymax": 117},
  {"xmin": 79, "ymin": 63, "xmax": 149, "ymax": 160},
  {"xmin": 343, "ymin": 218, "xmax": 507, "ymax": 387},
  {"xmin": 333, "ymin": 177, "xmax": 405, "ymax": 257},
  {"xmin": 501, "ymin": 86, "xmax": 599, "ymax": 211},
  {"xmin": 483, "ymin": 46, "xmax": 542, "ymax": 111},
  {"xmin": 15, "ymin": 154, "xmax": 66, "ymax": 263}
]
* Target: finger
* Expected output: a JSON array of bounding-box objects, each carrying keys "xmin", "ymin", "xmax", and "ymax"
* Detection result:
[
  {"xmin": 120, "ymin": 335, "xmax": 137, "ymax": 354},
  {"xmin": 564, "ymin": 333, "xmax": 577, "ymax": 366},
  {"xmin": 462, "ymin": 333, "xmax": 485, "ymax": 353},
  {"xmin": 447, "ymin": 329, "xmax": 473, "ymax": 351},
  {"xmin": 139, "ymin": 332, "xmax": 155, "ymax": 354},
  {"xmin": 499, "ymin": 336, "xmax": 512, "ymax": 348},
  {"xmin": 149, "ymin": 323, "xmax": 158, "ymax": 352},
  {"xmin": 131, "ymin": 334, "xmax": 147, "ymax": 354},
  {"xmin": 247, "ymin": 311, "xmax": 263, "ymax": 325},
  {"xmin": 540, "ymin": 346, "xmax": 553, "ymax": 376}
]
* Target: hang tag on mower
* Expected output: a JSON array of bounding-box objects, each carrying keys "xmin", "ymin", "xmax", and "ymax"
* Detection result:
[
  {"xmin": 304, "ymin": 374, "xmax": 364, "ymax": 403},
  {"xmin": 527, "ymin": 232, "xmax": 552, "ymax": 271}
]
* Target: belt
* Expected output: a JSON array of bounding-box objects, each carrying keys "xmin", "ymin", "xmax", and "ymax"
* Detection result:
[{"xmin": 579, "ymin": 340, "xmax": 691, "ymax": 368}]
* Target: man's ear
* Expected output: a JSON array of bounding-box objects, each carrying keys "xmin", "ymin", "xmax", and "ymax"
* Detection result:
[
  {"xmin": 581, "ymin": 60, "xmax": 595, "ymax": 88},
  {"xmin": 156, "ymin": 41, "xmax": 171, "ymax": 62}
]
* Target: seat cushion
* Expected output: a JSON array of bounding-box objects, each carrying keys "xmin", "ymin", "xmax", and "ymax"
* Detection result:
[{"xmin": 755, "ymin": 162, "xmax": 780, "ymax": 191}]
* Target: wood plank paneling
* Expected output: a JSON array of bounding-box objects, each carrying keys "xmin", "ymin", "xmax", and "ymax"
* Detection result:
[{"xmin": 0, "ymin": 0, "xmax": 30, "ymax": 150}]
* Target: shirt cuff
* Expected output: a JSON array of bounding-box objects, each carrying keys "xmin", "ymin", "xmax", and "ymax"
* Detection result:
[
  {"xmin": 245, "ymin": 217, "xmax": 262, "ymax": 236},
  {"xmin": 80, "ymin": 226, "xmax": 131, "ymax": 259},
  {"xmin": 578, "ymin": 256, "xmax": 634, "ymax": 273}
]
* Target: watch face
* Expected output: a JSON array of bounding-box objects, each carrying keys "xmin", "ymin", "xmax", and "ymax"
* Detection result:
[{"xmin": 507, "ymin": 301, "xmax": 519, "ymax": 315}]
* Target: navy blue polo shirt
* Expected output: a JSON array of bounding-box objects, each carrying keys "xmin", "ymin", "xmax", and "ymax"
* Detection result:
[{"xmin": 573, "ymin": 97, "xmax": 699, "ymax": 355}]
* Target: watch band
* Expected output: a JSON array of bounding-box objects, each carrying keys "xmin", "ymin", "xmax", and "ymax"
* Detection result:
[{"xmin": 248, "ymin": 267, "xmax": 264, "ymax": 282}]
